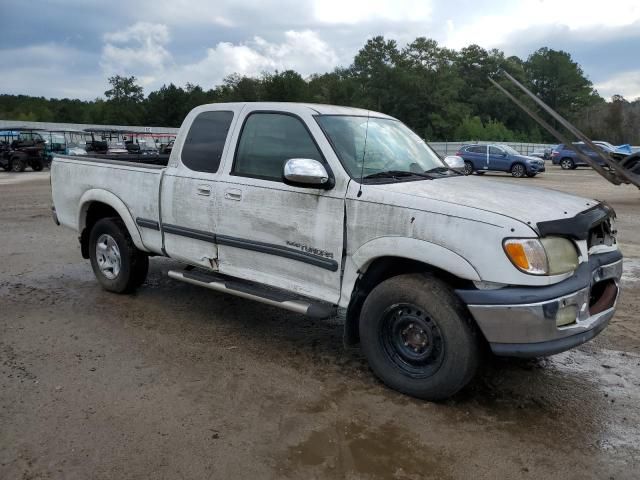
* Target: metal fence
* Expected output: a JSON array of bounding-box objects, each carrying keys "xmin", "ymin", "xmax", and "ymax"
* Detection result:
[{"xmin": 0, "ymin": 119, "xmax": 178, "ymax": 135}]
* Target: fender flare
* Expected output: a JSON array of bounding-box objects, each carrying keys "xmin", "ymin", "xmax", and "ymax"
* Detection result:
[
  {"xmin": 352, "ymin": 236, "xmax": 481, "ymax": 281},
  {"xmin": 78, "ymin": 189, "xmax": 147, "ymax": 252}
]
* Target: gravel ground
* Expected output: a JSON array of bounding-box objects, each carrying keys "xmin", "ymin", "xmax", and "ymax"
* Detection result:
[{"xmin": 1, "ymin": 166, "xmax": 639, "ymax": 479}]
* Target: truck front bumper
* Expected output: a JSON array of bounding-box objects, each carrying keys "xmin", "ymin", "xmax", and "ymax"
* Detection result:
[{"xmin": 456, "ymin": 250, "xmax": 622, "ymax": 357}]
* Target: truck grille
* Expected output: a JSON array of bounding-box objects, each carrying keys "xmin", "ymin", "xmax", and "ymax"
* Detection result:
[{"xmin": 587, "ymin": 215, "xmax": 616, "ymax": 249}]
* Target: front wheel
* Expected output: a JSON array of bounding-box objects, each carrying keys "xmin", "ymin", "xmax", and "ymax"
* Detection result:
[
  {"xmin": 359, "ymin": 274, "xmax": 480, "ymax": 400},
  {"xmin": 89, "ymin": 218, "xmax": 149, "ymax": 293},
  {"xmin": 511, "ymin": 163, "xmax": 525, "ymax": 178},
  {"xmin": 11, "ymin": 158, "xmax": 26, "ymax": 172}
]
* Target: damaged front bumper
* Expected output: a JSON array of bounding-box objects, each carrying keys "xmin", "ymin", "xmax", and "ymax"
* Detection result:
[{"xmin": 456, "ymin": 250, "xmax": 622, "ymax": 357}]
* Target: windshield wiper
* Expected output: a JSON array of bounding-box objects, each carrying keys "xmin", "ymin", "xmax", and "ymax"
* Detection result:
[
  {"xmin": 424, "ymin": 166, "xmax": 461, "ymax": 175},
  {"xmin": 363, "ymin": 170, "xmax": 434, "ymax": 180}
]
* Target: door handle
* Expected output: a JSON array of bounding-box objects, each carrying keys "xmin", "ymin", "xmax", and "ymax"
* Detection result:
[
  {"xmin": 224, "ymin": 188, "xmax": 242, "ymax": 201},
  {"xmin": 196, "ymin": 184, "xmax": 211, "ymax": 196}
]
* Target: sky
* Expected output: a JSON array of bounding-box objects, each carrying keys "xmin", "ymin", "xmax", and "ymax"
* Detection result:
[{"xmin": 0, "ymin": 0, "xmax": 639, "ymax": 101}]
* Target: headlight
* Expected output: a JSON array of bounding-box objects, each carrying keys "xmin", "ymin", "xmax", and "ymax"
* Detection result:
[{"xmin": 503, "ymin": 237, "xmax": 578, "ymax": 276}]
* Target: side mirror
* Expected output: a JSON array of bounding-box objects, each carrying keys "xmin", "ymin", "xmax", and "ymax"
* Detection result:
[
  {"xmin": 443, "ymin": 155, "xmax": 465, "ymax": 173},
  {"xmin": 283, "ymin": 158, "xmax": 332, "ymax": 189}
]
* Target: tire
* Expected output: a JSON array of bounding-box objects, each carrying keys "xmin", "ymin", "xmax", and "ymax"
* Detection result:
[
  {"xmin": 11, "ymin": 158, "xmax": 26, "ymax": 172},
  {"xmin": 526, "ymin": 172, "xmax": 537, "ymax": 178},
  {"xmin": 510, "ymin": 163, "xmax": 525, "ymax": 178},
  {"xmin": 359, "ymin": 273, "xmax": 480, "ymax": 401},
  {"xmin": 31, "ymin": 161, "xmax": 44, "ymax": 172},
  {"xmin": 89, "ymin": 218, "xmax": 149, "ymax": 293},
  {"xmin": 560, "ymin": 158, "xmax": 574, "ymax": 170},
  {"xmin": 463, "ymin": 161, "xmax": 474, "ymax": 175}
]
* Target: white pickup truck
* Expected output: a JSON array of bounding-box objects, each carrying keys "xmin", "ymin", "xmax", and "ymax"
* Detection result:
[{"xmin": 51, "ymin": 102, "xmax": 622, "ymax": 400}]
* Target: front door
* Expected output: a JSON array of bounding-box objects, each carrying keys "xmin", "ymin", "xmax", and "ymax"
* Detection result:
[
  {"xmin": 215, "ymin": 109, "xmax": 346, "ymax": 303},
  {"xmin": 488, "ymin": 145, "xmax": 509, "ymax": 171}
]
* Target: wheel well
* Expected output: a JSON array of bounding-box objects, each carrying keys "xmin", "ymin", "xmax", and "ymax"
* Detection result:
[
  {"xmin": 344, "ymin": 257, "xmax": 473, "ymax": 345},
  {"xmin": 80, "ymin": 202, "xmax": 120, "ymax": 258}
]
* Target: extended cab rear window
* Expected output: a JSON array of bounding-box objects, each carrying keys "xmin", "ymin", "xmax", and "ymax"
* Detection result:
[{"xmin": 181, "ymin": 111, "xmax": 234, "ymax": 173}]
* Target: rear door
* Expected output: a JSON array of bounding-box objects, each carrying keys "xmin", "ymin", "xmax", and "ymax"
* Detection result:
[
  {"xmin": 470, "ymin": 145, "xmax": 488, "ymax": 170},
  {"xmin": 160, "ymin": 106, "xmax": 240, "ymax": 268},
  {"xmin": 214, "ymin": 106, "xmax": 347, "ymax": 303}
]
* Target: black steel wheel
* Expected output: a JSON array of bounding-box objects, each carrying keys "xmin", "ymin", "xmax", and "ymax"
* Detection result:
[
  {"xmin": 359, "ymin": 274, "xmax": 480, "ymax": 400},
  {"xmin": 380, "ymin": 303, "xmax": 445, "ymax": 378}
]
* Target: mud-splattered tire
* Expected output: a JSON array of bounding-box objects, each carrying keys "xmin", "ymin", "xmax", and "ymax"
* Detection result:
[
  {"xmin": 89, "ymin": 218, "xmax": 148, "ymax": 293},
  {"xmin": 359, "ymin": 274, "xmax": 480, "ymax": 401}
]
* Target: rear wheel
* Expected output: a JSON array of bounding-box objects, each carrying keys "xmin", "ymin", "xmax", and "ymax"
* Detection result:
[
  {"xmin": 89, "ymin": 218, "xmax": 149, "ymax": 293},
  {"xmin": 560, "ymin": 158, "xmax": 574, "ymax": 170},
  {"xmin": 463, "ymin": 161, "xmax": 474, "ymax": 175},
  {"xmin": 511, "ymin": 163, "xmax": 525, "ymax": 178},
  {"xmin": 359, "ymin": 274, "xmax": 480, "ymax": 400}
]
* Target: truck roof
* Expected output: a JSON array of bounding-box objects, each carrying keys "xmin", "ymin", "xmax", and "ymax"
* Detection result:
[{"xmin": 198, "ymin": 102, "xmax": 395, "ymax": 119}]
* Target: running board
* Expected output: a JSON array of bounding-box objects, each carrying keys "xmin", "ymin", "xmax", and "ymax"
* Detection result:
[{"xmin": 168, "ymin": 269, "xmax": 336, "ymax": 319}]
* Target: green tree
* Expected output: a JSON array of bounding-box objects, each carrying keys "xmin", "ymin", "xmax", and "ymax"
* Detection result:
[
  {"xmin": 103, "ymin": 75, "xmax": 144, "ymax": 124},
  {"xmin": 524, "ymin": 48, "xmax": 602, "ymax": 120}
]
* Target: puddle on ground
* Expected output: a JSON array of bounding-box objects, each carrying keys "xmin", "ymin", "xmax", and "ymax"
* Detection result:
[
  {"xmin": 549, "ymin": 348, "xmax": 640, "ymax": 450},
  {"xmin": 279, "ymin": 420, "xmax": 452, "ymax": 479},
  {"xmin": 621, "ymin": 257, "xmax": 640, "ymax": 284}
]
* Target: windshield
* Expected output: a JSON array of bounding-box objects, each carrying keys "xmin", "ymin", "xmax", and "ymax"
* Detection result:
[
  {"xmin": 500, "ymin": 145, "xmax": 520, "ymax": 155},
  {"xmin": 316, "ymin": 115, "xmax": 444, "ymax": 181}
]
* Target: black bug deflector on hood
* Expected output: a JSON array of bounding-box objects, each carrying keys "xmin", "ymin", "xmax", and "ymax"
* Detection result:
[{"xmin": 536, "ymin": 203, "xmax": 615, "ymax": 240}]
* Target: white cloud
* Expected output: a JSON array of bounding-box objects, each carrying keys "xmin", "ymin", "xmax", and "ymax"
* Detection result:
[
  {"xmin": 313, "ymin": 0, "xmax": 432, "ymax": 23},
  {"xmin": 595, "ymin": 70, "xmax": 640, "ymax": 101},
  {"xmin": 444, "ymin": 0, "xmax": 640, "ymax": 49},
  {"xmin": 101, "ymin": 22, "xmax": 173, "ymax": 87},
  {"xmin": 174, "ymin": 30, "xmax": 339, "ymax": 87}
]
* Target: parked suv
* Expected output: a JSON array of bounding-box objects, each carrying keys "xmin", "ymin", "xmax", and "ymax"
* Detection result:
[
  {"xmin": 457, "ymin": 144, "xmax": 545, "ymax": 177},
  {"xmin": 551, "ymin": 143, "xmax": 609, "ymax": 170}
]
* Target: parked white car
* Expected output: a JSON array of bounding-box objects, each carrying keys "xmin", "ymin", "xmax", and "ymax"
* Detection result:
[{"xmin": 51, "ymin": 103, "xmax": 622, "ymax": 400}]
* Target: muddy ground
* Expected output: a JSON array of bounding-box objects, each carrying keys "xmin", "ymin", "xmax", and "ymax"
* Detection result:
[{"xmin": 1, "ymin": 167, "xmax": 639, "ymax": 479}]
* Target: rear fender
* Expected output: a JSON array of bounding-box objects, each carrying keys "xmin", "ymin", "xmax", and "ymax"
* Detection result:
[{"xmin": 78, "ymin": 189, "xmax": 146, "ymax": 251}]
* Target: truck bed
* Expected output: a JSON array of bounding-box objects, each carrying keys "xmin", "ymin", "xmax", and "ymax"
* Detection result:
[{"xmin": 51, "ymin": 154, "xmax": 164, "ymax": 255}]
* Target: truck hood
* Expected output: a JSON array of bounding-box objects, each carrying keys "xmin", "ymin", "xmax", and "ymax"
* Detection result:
[{"xmin": 374, "ymin": 175, "xmax": 596, "ymax": 227}]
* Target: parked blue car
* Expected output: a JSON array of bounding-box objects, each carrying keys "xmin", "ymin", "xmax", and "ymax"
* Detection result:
[
  {"xmin": 550, "ymin": 143, "xmax": 609, "ymax": 169},
  {"xmin": 456, "ymin": 144, "xmax": 546, "ymax": 178}
]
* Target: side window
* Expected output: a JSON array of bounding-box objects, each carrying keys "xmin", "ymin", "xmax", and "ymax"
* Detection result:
[
  {"xmin": 469, "ymin": 145, "xmax": 486, "ymax": 154},
  {"xmin": 489, "ymin": 146, "xmax": 503, "ymax": 155},
  {"xmin": 233, "ymin": 113, "xmax": 323, "ymax": 181},
  {"xmin": 181, "ymin": 110, "xmax": 234, "ymax": 173}
]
